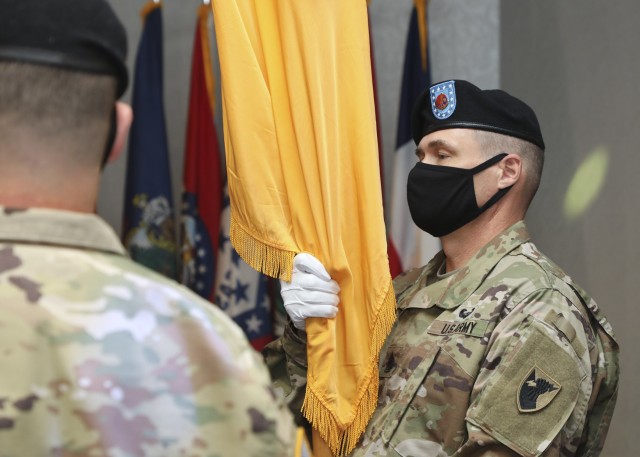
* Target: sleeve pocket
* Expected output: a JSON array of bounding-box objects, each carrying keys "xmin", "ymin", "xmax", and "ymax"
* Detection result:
[{"xmin": 466, "ymin": 318, "xmax": 588, "ymax": 457}]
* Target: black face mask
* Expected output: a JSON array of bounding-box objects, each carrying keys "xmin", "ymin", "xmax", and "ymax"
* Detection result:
[{"xmin": 407, "ymin": 153, "xmax": 511, "ymax": 237}]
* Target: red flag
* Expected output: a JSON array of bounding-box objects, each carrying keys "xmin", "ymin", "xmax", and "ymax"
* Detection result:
[{"xmin": 180, "ymin": 5, "xmax": 223, "ymax": 302}]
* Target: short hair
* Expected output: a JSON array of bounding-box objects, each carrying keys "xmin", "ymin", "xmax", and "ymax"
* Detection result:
[
  {"xmin": 0, "ymin": 61, "xmax": 117, "ymax": 166},
  {"xmin": 473, "ymin": 129, "xmax": 545, "ymax": 209}
]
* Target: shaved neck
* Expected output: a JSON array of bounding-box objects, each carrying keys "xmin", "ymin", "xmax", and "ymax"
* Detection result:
[
  {"xmin": 0, "ymin": 62, "xmax": 116, "ymax": 212},
  {"xmin": 0, "ymin": 135, "xmax": 102, "ymax": 212}
]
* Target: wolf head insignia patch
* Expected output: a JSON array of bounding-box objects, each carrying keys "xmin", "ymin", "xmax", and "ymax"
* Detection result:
[
  {"xmin": 430, "ymin": 80, "xmax": 457, "ymax": 119},
  {"xmin": 518, "ymin": 366, "xmax": 561, "ymax": 413}
]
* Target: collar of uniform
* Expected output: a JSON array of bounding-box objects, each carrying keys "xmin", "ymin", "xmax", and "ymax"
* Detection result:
[
  {"xmin": 0, "ymin": 206, "xmax": 127, "ymax": 256},
  {"xmin": 402, "ymin": 221, "xmax": 531, "ymax": 310},
  {"xmin": 395, "ymin": 251, "xmax": 445, "ymax": 310}
]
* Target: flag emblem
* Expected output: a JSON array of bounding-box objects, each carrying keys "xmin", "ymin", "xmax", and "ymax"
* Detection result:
[
  {"xmin": 518, "ymin": 366, "xmax": 561, "ymax": 412},
  {"xmin": 430, "ymin": 80, "xmax": 457, "ymax": 119},
  {"xmin": 435, "ymin": 93, "xmax": 448, "ymax": 110},
  {"xmin": 124, "ymin": 195, "xmax": 177, "ymax": 278}
]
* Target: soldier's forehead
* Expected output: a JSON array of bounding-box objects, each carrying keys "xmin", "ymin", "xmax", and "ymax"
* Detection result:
[{"xmin": 418, "ymin": 129, "xmax": 481, "ymax": 152}]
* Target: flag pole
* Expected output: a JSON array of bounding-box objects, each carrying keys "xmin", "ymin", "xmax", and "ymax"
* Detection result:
[
  {"xmin": 312, "ymin": 432, "xmax": 333, "ymax": 457},
  {"xmin": 413, "ymin": 0, "xmax": 429, "ymax": 71}
]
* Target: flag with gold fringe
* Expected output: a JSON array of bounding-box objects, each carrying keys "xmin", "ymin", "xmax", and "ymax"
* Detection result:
[{"xmin": 210, "ymin": 1, "xmax": 396, "ymax": 455}]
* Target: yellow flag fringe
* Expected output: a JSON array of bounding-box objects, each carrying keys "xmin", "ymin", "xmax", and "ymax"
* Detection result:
[
  {"xmin": 230, "ymin": 211, "xmax": 296, "ymax": 282},
  {"xmin": 302, "ymin": 283, "xmax": 396, "ymax": 456}
]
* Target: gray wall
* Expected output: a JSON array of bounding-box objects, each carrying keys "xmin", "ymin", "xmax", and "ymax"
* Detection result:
[{"xmin": 501, "ymin": 1, "xmax": 639, "ymax": 454}]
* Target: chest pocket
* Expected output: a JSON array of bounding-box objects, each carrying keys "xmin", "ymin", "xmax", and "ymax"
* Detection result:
[
  {"xmin": 379, "ymin": 342, "xmax": 441, "ymax": 444},
  {"xmin": 378, "ymin": 320, "xmax": 493, "ymax": 455}
]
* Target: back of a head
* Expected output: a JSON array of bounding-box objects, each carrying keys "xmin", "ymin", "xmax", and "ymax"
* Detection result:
[
  {"xmin": 0, "ymin": 62, "xmax": 117, "ymax": 167},
  {"xmin": 0, "ymin": 0, "xmax": 128, "ymax": 169}
]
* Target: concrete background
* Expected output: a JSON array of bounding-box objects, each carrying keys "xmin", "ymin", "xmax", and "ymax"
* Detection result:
[{"xmin": 102, "ymin": 0, "xmax": 634, "ymax": 453}]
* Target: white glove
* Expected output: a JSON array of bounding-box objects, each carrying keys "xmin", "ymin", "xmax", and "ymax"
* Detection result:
[{"xmin": 280, "ymin": 253, "xmax": 340, "ymax": 331}]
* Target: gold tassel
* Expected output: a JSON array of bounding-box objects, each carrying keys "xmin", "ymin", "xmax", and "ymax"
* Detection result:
[
  {"xmin": 302, "ymin": 281, "xmax": 397, "ymax": 456},
  {"xmin": 230, "ymin": 211, "xmax": 296, "ymax": 281}
]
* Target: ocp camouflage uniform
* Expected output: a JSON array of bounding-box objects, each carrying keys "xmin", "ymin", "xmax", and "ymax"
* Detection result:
[
  {"xmin": 0, "ymin": 207, "xmax": 308, "ymax": 457},
  {"xmin": 265, "ymin": 221, "xmax": 619, "ymax": 457}
]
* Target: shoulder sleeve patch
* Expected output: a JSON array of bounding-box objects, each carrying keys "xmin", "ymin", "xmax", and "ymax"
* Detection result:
[
  {"xmin": 467, "ymin": 318, "xmax": 589, "ymax": 457},
  {"xmin": 517, "ymin": 366, "xmax": 561, "ymax": 413}
]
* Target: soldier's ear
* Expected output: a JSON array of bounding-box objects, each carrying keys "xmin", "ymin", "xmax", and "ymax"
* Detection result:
[
  {"xmin": 105, "ymin": 101, "xmax": 133, "ymax": 164},
  {"xmin": 497, "ymin": 154, "xmax": 521, "ymax": 189}
]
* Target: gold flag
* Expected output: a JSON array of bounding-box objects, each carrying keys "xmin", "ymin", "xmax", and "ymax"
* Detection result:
[{"xmin": 211, "ymin": 1, "xmax": 396, "ymax": 454}]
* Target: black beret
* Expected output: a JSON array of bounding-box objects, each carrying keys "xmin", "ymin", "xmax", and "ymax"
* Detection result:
[
  {"xmin": 0, "ymin": 0, "xmax": 128, "ymax": 97},
  {"xmin": 411, "ymin": 80, "xmax": 545, "ymax": 150}
]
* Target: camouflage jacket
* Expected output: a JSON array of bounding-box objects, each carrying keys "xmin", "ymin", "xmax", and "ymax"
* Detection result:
[
  {"xmin": 0, "ymin": 207, "xmax": 307, "ymax": 457},
  {"xmin": 265, "ymin": 221, "xmax": 619, "ymax": 457}
]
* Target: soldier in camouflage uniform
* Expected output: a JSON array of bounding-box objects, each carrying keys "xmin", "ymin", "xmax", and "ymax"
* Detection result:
[
  {"xmin": 0, "ymin": 1, "xmax": 308, "ymax": 456},
  {"xmin": 265, "ymin": 80, "xmax": 619, "ymax": 456}
]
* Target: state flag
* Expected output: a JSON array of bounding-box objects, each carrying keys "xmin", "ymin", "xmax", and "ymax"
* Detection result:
[{"xmin": 123, "ymin": 1, "xmax": 177, "ymax": 279}]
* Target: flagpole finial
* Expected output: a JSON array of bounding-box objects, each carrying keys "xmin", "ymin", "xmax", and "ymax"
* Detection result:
[{"xmin": 413, "ymin": 0, "xmax": 429, "ymax": 72}]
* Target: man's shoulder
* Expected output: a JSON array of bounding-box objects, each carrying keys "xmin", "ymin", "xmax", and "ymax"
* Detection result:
[
  {"xmin": 494, "ymin": 240, "xmax": 618, "ymax": 353},
  {"xmin": 1, "ymin": 241, "xmax": 251, "ymax": 353},
  {"xmin": 488, "ymin": 241, "xmax": 605, "ymax": 336},
  {"xmin": 503, "ymin": 241, "xmax": 612, "ymax": 320},
  {"xmin": 92, "ymin": 252, "xmax": 253, "ymax": 347},
  {"xmin": 0, "ymin": 242, "xmax": 283, "ymax": 447},
  {"xmin": 492, "ymin": 240, "xmax": 579, "ymax": 296},
  {"xmin": 0, "ymin": 242, "xmax": 294, "ymax": 455}
]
